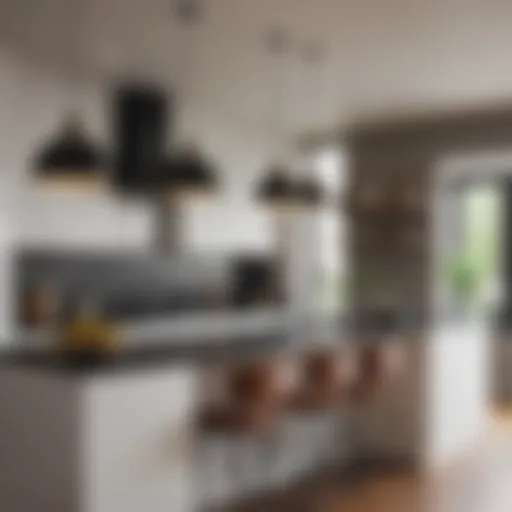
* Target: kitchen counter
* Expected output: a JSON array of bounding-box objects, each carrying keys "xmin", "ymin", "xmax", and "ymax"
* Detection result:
[
  {"xmin": 0, "ymin": 335, "xmax": 289, "ymax": 376},
  {"xmin": 0, "ymin": 319, "xmax": 493, "ymax": 512},
  {"xmin": 0, "ymin": 332, "xmax": 296, "ymax": 512}
]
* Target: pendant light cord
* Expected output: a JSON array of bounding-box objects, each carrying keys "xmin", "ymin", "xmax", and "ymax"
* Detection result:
[
  {"xmin": 67, "ymin": 0, "xmax": 89, "ymax": 121},
  {"xmin": 61, "ymin": 0, "xmax": 81, "ymax": 116},
  {"xmin": 267, "ymin": 28, "xmax": 291, "ymax": 165},
  {"xmin": 301, "ymin": 40, "xmax": 324, "ymax": 168},
  {"xmin": 173, "ymin": 0, "xmax": 203, "ymax": 146},
  {"xmin": 303, "ymin": 41, "xmax": 324, "ymax": 117}
]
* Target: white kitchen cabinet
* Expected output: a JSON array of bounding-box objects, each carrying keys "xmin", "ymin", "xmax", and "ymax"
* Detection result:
[{"xmin": 0, "ymin": 364, "xmax": 198, "ymax": 512}]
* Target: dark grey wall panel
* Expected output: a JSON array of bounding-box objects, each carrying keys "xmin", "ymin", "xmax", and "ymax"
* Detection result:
[{"xmin": 16, "ymin": 250, "xmax": 229, "ymax": 323}]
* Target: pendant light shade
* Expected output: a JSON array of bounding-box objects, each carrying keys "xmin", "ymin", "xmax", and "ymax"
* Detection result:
[
  {"xmin": 34, "ymin": 115, "xmax": 105, "ymax": 189},
  {"xmin": 293, "ymin": 176, "xmax": 324, "ymax": 208},
  {"xmin": 162, "ymin": 143, "xmax": 217, "ymax": 198},
  {"xmin": 257, "ymin": 165, "xmax": 294, "ymax": 206},
  {"xmin": 175, "ymin": 0, "xmax": 201, "ymax": 21}
]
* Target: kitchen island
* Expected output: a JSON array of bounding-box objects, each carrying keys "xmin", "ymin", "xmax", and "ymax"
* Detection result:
[
  {"xmin": 0, "ymin": 319, "xmax": 493, "ymax": 512},
  {"xmin": 0, "ymin": 336, "xmax": 289, "ymax": 512}
]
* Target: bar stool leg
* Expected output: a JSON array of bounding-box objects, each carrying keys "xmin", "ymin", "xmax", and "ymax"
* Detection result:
[
  {"xmin": 254, "ymin": 431, "xmax": 271, "ymax": 493},
  {"xmin": 332, "ymin": 408, "xmax": 351, "ymax": 472},
  {"xmin": 263, "ymin": 424, "xmax": 286, "ymax": 492},
  {"xmin": 246, "ymin": 434, "xmax": 264, "ymax": 497},
  {"xmin": 227, "ymin": 435, "xmax": 248, "ymax": 501},
  {"xmin": 273, "ymin": 416, "xmax": 293, "ymax": 488},
  {"xmin": 230, "ymin": 433, "xmax": 273, "ymax": 509},
  {"xmin": 318, "ymin": 411, "xmax": 336, "ymax": 471},
  {"xmin": 196, "ymin": 436, "xmax": 227, "ymax": 512},
  {"xmin": 343, "ymin": 401, "xmax": 369, "ymax": 485},
  {"xmin": 307, "ymin": 414, "xmax": 325, "ymax": 475}
]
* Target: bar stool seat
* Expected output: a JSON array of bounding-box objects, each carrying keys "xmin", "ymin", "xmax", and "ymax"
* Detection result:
[
  {"xmin": 289, "ymin": 384, "xmax": 342, "ymax": 412},
  {"xmin": 199, "ymin": 356, "xmax": 295, "ymax": 436},
  {"xmin": 228, "ymin": 358, "xmax": 295, "ymax": 407},
  {"xmin": 289, "ymin": 347, "xmax": 358, "ymax": 412}
]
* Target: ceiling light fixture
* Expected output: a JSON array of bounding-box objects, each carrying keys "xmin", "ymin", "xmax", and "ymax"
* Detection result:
[
  {"xmin": 256, "ymin": 28, "xmax": 296, "ymax": 209},
  {"xmin": 161, "ymin": 0, "xmax": 218, "ymax": 200},
  {"xmin": 292, "ymin": 40, "xmax": 326, "ymax": 209},
  {"xmin": 33, "ymin": 0, "xmax": 105, "ymax": 191}
]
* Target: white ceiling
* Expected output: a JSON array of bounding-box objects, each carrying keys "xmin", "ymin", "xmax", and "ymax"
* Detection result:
[{"xmin": 4, "ymin": 0, "xmax": 512, "ymax": 137}]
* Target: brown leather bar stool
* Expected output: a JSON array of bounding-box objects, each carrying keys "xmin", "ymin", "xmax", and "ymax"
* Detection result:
[
  {"xmin": 227, "ymin": 358, "xmax": 294, "ymax": 407},
  {"xmin": 352, "ymin": 341, "xmax": 404, "ymax": 400},
  {"xmin": 285, "ymin": 347, "xmax": 358, "ymax": 478},
  {"xmin": 291, "ymin": 348, "xmax": 357, "ymax": 410},
  {"xmin": 197, "ymin": 357, "xmax": 296, "ymax": 509}
]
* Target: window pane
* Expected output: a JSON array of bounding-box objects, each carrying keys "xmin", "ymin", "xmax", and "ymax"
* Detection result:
[{"xmin": 313, "ymin": 147, "xmax": 346, "ymax": 310}]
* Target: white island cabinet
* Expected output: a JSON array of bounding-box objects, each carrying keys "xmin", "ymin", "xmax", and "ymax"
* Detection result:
[{"xmin": 0, "ymin": 364, "xmax": 198, "ymax": 512}]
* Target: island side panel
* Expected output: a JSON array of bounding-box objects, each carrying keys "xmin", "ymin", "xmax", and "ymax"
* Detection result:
[
  {"xmin": 0, "ymin": 367, "xmax": 81, "ymax": 512},
  {"xmin": 81, "ymin": 366, "xmax": 198, "ymax": 512}
]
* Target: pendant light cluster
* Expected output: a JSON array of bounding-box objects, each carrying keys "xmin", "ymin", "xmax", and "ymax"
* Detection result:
[
  {"xmin": 33, "ymin": 0, "xmax": 105, "ymax": 189},
  {"xmin": 33, "ymin": 0, "xmax": 217, "ymax": 199},
  {"xmin": 256, "ymin": 29, "xmax": 325, "ymax": 210},
  {"xmin": 32, "ymin": 2, "xmax": 325, "ymax": 208}
]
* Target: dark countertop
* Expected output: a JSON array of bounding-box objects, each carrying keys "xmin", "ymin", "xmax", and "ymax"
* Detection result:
[
  {"xmin": 0, "ymin": 336, "xmax": 290, "ymax": 377},
  {"xmin": 1, "ymin": 308, "xmax": 488, "ymax": 377}
]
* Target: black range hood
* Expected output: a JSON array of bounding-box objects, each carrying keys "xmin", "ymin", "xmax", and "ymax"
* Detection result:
[{"xmin": 112, "ymin": 82, "xmax": 172, "ymax": 193}]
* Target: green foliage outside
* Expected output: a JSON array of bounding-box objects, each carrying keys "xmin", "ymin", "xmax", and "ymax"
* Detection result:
[
  {"xmin": 444, "ymin": 253, "xmax": 484, "ymax": 305},
  {"xmin": 445, "ymin": 186, "xmax": 501, "ymax": 308}
]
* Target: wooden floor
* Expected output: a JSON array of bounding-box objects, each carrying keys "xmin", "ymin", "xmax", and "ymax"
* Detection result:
[{"xmin": 231, "ymin": 411, "xmax": 512, "ymax": 512}]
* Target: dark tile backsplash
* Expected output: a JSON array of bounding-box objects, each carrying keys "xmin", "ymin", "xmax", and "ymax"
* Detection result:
[{"xmin": 16, "ymin": 249, "xmax": 230, "ymax": 325}]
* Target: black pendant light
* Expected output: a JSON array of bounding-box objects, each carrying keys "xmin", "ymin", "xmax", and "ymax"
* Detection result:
[
  {"xmin": 293, "ymin": 176, "xmax": 324, "ymax": 208},
  {"xmin": 163, "ymin": 142, "xmax": 217, "ymax": 199},
  {"xmin": 257, "ymin": 29, "xmax": 296, "ymax": 208},
  {"xmin": 291, "ymin": 41, "xmax": 326, "ymax": 209},
  {"xmin": 35, "ymin": 114, "xmax": 104, "ymax": 189},
  {"xmin": 257, "ymin": 163, "xmax": 295, "ymax": 206},
  {"xmin": 33, "ymin": 0, "xmax": 105, "ymax": 190},
  {"xmin": 161, "ymin": 0, "xmax": 218, "ymax": 199}
]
